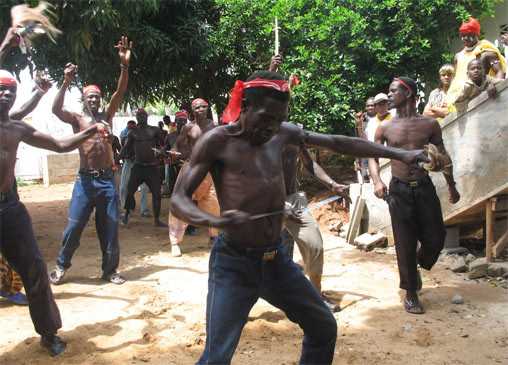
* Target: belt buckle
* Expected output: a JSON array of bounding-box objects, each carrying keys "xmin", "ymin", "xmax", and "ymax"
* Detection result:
[
  {"xmin": 409, "ymin": 181, "xmax": 418, "ymax": 187},
  {"xmin": 262, "ymin": 250, "xmax": 277, "ymax": 261},
  {"xmin": 92, "ymin": 170, "xmax": 100, "ymax": 178}
]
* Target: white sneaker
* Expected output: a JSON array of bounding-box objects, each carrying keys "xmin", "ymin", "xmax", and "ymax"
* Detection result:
[{"xmin": 171, "ymin": 244, "xmax": 182, "ymax": 257}]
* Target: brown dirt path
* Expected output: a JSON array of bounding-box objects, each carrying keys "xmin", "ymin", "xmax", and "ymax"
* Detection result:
[{"xmin": 0, "ymin": 183, "xmax": 507, "ymax": 365}]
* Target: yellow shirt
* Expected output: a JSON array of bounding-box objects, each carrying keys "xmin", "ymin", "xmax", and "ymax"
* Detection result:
[{"xmin": 447, "ymin": 39, "xmax": 507, "ymax": 106}]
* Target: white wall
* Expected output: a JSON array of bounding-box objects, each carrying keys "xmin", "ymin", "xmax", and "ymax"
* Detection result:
[{"xmin": 13, "ymin": 75, "xmax": 163, "ymax": 179}]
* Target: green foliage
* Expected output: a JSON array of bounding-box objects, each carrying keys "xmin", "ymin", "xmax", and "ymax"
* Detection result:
[
  {"xmin": 0, "ymin": 0, "xmax": 502, "ymax": 134},
  {"xmin": 209, "ymin": 0, "xmax": 501, "ymax": 134}
]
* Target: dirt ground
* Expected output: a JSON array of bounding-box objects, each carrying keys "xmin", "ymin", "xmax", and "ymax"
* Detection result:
[{"xmin": 1, "ymin": 183, "xmax": 507, "ymax": 365}]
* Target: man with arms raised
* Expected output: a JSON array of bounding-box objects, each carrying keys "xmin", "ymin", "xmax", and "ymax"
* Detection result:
[
  {"xmin": 121, "ymin": 107, "xmax": 165, "ymax": 227},
  {"xmin": 171, "ymin": 71, "xmax": 427, "ymax": 364},
  {"xmin": 369, "ymin": 77, "xmax": 460, "ymax": 314},
  {"xmin": 0, "ymin": 69, "xmax": 103, "ymax": 355},
  {"xmin": 49, "ymin": 36, "xmax": 132, "ymax": 285}
]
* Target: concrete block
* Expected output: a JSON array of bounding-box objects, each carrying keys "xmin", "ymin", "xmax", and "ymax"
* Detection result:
[
  {"xmin": 42, "ymin": 152, "xmax": 79, "ymax": 186},
  {"xmin": 451, "ymin": 256, "xmax": 468, "ymax": 273},
  {"xmin": 468, "ymin": 258, "xmax": 488, "ymax": 279},
  {"xmin": 487, "ymin": 262, "xmax": 508, "ymax": 277},
  {"xmin": 354, "ymin": 232, "xmax": 387, "ymax": 251}
]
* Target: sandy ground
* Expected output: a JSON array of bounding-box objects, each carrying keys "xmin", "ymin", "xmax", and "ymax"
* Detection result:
[{"xmin": 1, "ymin": 183, "xmax": 507, "ymax": 365}]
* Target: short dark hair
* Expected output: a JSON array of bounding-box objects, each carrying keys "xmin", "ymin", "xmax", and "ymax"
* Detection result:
[
  {"xmin": 467, "ymin": 58, "xmax": 483, "ymax": 69},
  {"xmin": 243, "ymin": 70, "xmax": 290, "ymax": 107},
  {"xmin": 127, "ymin": 120, "xmax": 136, "ymax": 125}
]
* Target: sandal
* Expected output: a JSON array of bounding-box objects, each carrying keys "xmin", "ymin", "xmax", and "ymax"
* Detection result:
[
  {"xmin": 49, "ymin": 267, "xmax": 66, "ymax": 285},
  {"xmin": 102, "ymin": 272, "xmax": 126, "ymax": 285}
]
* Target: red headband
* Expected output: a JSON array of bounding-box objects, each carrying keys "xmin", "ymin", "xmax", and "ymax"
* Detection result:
[
  {"xmin": 83, "ymin": 84, "xmax": 101, "ymax": 96},
  {"xmin": 394, "ymin": 78, "xmax": 414, "ymax": 95},
  {"xmin": 0, "ymin": 70, "xmax": 17, "ymax": 87},
  {"xmin": 175, "ymin": 111, "xmax": 188, "ymax": 119},
  {"xmin": 191, "ymin": 98, "xmax": 209, "ymax": 108},
  {"xmin": 459, "ymin": 18, "xmax": 481, "ymax": 36},
  {"xmin": 221, "ymin": 78, "xmax": 290, "ymax": 124}
]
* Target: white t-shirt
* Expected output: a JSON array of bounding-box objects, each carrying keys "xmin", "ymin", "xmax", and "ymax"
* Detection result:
[{"xmin": 365, "ymin": 113, "xmax": 393, "ymax": 141}]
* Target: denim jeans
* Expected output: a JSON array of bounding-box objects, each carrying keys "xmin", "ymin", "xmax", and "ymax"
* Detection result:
[
  {"xmin": 197, "ymin": 234, "xmax": 337, "ymax": 365},
  {"xmin": 56, "ymin": 172, "xmax": 120, "ymax": 276},
  {"xmin": 119, "ymin": 160, "xmax": 149, "ymax": 214}
]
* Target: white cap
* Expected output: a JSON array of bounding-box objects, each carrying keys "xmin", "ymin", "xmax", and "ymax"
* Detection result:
[{"xmin": 373, "ymin": 93, "xmax": 388, "ymax": 104}]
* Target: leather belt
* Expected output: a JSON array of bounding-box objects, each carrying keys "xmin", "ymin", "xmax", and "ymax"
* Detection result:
[
  {"xmin": 392, "ymin": 175, "xmax": 431, "ymax": 188},
  {"xmin": 79, "ymin": 168, "xmax": 113, "ymax": 178}
]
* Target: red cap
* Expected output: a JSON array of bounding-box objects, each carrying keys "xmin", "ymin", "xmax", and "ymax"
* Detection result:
[{"xmin": 459, "ymin": 18, "xmax": 481, "ymax": 36}]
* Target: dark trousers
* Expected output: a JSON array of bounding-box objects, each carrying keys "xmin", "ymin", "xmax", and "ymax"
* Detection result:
[
  {"xmin": 197, "ymin": 234, "xmax": 337, "ymax": 365},
  {"xmin": 0, "ymin": 196, "xmax": 61, "ymax": 336},
  {"xmin": 125, "ymin": 163, "xmax": 161, "ymax": 218},
  {"xmin": 57, "ymin": 172, "xmax": 120, "ymax": 276},
  {"xmin": 388, "ymin": 176, "xmax": 446, "ymax": 291}
]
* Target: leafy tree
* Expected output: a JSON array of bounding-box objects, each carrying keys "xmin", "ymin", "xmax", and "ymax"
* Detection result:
[
  {"xmin": 209, "ymin": 0, "xmax": 502, "ymax": 133},
  {"xmin": 0, "ymin": 0, "xmax": 502, "ymax": 134}
]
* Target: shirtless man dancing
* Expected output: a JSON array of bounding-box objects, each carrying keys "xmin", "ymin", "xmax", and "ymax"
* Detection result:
[
  {"xmin": 168, "ymin": 98, "xmax": 219, "ymax": 257},
  {"xmin": 0, "ymin": 69, "xmax": 103, "ymax": 356},
  {"xmin": 49, "ymin": 36, "xmax": 132, "ymax": 285},
  {"xmin": 369, "ymin": 77, "xmax": 460, "ymax": 314},
  {"xmin": 171, "ymin": 70, "xmax": 427, "ymax": 364},
  {"xmin": 121, "ymin": 107, "xmax": 166, "ymax": 227}
]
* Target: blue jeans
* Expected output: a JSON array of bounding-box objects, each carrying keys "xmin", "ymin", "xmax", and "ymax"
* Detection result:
[
  {"xmin": 197, "ymin": 234, "xmax": 337, "ymax": 365},
  {"xmin": 119, "ymin": 160, "xmax": 149, "ymax": 214},
  {"xmin": 56, "ymin": 172, "xmax": 120, "ymax": 276}
]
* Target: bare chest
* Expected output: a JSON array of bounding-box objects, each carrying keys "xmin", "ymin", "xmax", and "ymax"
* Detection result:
[{"xmin": 384, "ymin": 122, "xmax": 434, "ymax": 150}]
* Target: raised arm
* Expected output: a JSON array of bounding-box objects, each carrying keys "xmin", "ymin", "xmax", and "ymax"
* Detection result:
[
  {"xmin": 22, "ymin": 123, "xmax": 99, "ymax": 153},
  {"xmin": 52, "ymin": 63, "xmax": 79, "ymax": 126},
  {"xmin": 106, "ymin": 36, "xmax": 132, "ymax": 123},
  {"xmin": 10, "ymin": 75, "xmax": 51, "ymax": 120},
  {"xmin": 0, "ymin": 28, "xmax": 19, "ymax": 66}
]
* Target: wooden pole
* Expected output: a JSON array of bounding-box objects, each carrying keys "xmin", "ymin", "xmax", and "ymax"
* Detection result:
[{"xmin": 486, "ymin": 198, "xmax": 494, "ymax": 262}]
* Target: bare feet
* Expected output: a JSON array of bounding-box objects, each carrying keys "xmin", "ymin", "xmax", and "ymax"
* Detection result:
[{"xmin": 171, "ymin": 244, "xmax": 182, "ymax": 257}]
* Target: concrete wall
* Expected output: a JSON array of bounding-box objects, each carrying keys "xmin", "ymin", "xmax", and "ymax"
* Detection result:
[
  {"xmin": 42, "ymin": 153, "xmax": 80, "ymax": 186},
  {"xmin": 358, "ymin": 79, "xmax": 508, "ymax": 241}
]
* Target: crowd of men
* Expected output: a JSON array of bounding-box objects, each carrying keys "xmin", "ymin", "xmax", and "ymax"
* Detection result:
[{"xmin": 0, "ymin": 14, "xmax": 506, "ymax": 365}]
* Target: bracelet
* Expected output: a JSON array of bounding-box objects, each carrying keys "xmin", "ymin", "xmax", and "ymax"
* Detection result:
[{"xmin": 120, "ymin": 64, "xmax": 129, "ymax": 70}]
